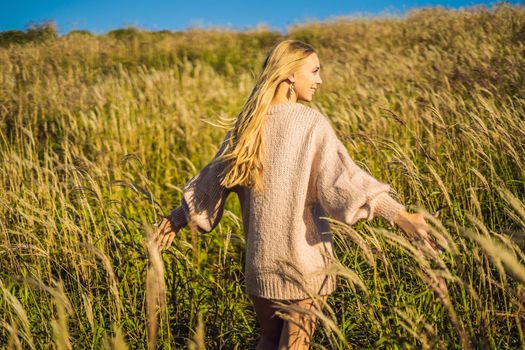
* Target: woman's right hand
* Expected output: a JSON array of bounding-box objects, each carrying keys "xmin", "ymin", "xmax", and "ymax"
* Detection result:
[{"xmin": 393, "ymin": 210, "xmax": 440, "ymax": 253}]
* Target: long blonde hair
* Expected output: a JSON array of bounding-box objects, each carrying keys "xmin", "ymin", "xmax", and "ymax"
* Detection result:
[{"xmin": 214, "ymin": 39, "xmax": 316, "ymax": 193}]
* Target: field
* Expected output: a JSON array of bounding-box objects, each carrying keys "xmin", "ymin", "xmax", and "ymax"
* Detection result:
[{"xmin": 1, "ymin": 2, "xmax": 525, "ymax": 349}]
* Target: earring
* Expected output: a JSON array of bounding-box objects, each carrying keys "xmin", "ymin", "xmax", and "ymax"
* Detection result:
[{"xmin": 288, "ymin": 82, "xmax": 295, "ymax": 101}]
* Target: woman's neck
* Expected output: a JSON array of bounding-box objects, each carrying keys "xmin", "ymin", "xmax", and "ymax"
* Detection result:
[{"xmin": 271, "ymin": 82, "xmax": 298, "ymax": 105}]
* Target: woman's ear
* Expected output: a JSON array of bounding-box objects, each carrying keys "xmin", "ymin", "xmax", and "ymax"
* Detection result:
[{"xmin": 287, "ymin": 73, "xmax": 295, "ymax": 84}]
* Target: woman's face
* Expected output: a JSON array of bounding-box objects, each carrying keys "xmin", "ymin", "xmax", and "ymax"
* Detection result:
[{"xmin": 290, "ymin": 52, "xmax": 323, "ymax": 102}]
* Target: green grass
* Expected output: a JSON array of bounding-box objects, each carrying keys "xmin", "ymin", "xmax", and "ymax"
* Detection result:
[{"xmin": 1, "ymin": 2, "xmax": 524, "ymax": 348}]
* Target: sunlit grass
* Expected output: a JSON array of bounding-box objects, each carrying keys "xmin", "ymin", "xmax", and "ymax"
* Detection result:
[{"xmin": 1, "ymin": 2, "xmax": 524, "ymax": 348}]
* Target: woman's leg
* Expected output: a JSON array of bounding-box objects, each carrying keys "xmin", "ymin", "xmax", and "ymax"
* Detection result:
[
  {"xmin": 278, "ymin": 295, "xmax": 328, "ymax": 350},
  {"xmin": 249, "ymin": 294, "xmax": 285, "ymax": 350}
]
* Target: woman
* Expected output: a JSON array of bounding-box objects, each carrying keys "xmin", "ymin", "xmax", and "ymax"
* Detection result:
[{"xmin": 153, "ymin": 39, "xmax": 437, "ymax": 349}]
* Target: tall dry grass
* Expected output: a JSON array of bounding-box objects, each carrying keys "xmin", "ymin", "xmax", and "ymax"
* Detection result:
[{"xmin": 1, "ymin": 2, "xmax": 524, "ymax": 348}]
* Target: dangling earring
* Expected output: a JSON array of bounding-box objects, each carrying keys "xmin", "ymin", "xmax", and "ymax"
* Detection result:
[{"xmin": 288, "ymin": 82, "xmax": 295, "ymax": 102}]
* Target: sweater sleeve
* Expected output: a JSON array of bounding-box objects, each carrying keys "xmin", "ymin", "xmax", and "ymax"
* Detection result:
[
  {"xmin": 314, "ymin": 117, "xmax": 405, "ymax": 226},
  {"xmin": 168, "ymin": 131, "xmax": 233, "ymax": 234}
]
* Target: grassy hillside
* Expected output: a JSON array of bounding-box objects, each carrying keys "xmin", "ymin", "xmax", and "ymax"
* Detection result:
[{"xmin": 1, "ymin": 2, "xmax": 525, "ymax": 348}]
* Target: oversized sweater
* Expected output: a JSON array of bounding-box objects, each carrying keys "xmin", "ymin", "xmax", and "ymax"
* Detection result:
[{"xmin": 168, "ymin": 101, "xmax": 406, "ymax": 300}]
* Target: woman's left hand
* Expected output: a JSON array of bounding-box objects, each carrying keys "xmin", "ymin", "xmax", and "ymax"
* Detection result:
[{"xmin": 152, "ymin": 215, "xmax": 180, "ymax": 250}]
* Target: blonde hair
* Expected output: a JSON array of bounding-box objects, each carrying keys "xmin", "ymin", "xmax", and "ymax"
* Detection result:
[{"xmin": 214, "ymin": 39, "xmax": 316, "ymax": 193}]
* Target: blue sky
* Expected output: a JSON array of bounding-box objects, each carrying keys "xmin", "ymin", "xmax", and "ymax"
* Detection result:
[{"xmin": 0, "ymin": 0, "xmax": 521, "ymax": 35}]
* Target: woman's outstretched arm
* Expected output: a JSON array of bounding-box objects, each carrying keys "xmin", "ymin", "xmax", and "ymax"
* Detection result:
[
  {"xmin": 153, "ymin": 131, "xmax": 233, "ymax": 250},
  {"xmin": 314, "ymin": 115, "xmax": 404, "ymax": 225},
  {"xmin": 313, "ymin": 114, "xmax": 438, "ymax": 252}
]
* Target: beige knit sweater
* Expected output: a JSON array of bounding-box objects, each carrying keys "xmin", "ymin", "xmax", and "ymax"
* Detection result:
[{"xmin": 168, "ymin": 101, "xmax": 405, "ymax": 300}]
